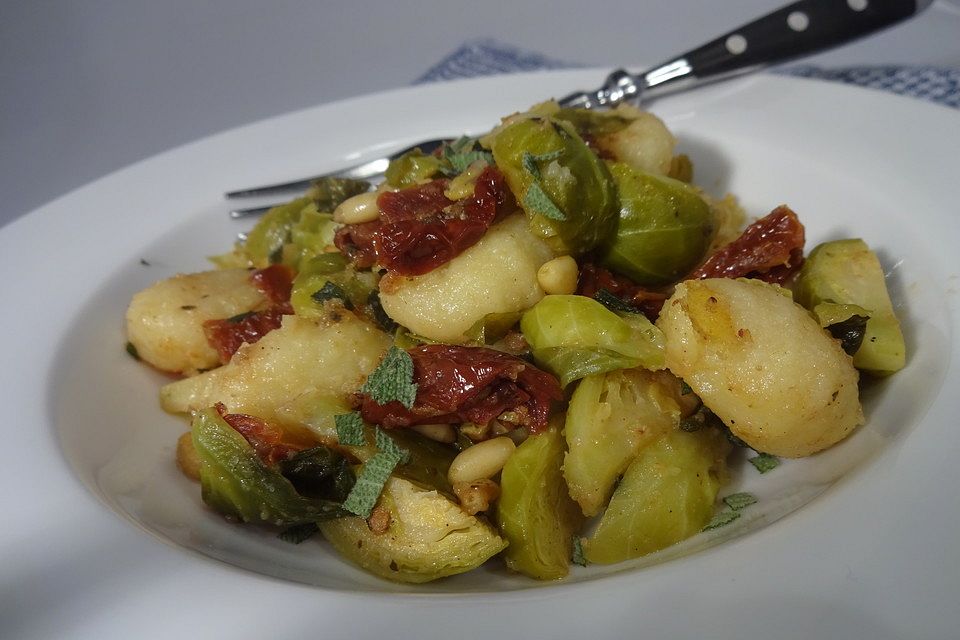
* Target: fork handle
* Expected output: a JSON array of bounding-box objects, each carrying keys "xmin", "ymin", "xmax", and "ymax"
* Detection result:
[{"xmin": 560, "ymin": 0, "xmax": 929, "ymax": 108}]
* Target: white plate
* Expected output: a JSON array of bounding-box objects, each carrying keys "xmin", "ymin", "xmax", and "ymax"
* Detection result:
[{"xmin": 3, "ymin": 69, "xmax": 959, "ymax": 639}]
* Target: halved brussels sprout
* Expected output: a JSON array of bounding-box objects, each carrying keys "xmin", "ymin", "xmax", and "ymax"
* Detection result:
[
  {"xmin": 244, "ymin": 196, "xmax": 312, "ymax": 267},
  {"xmin": 564, "ymin": 369, "xmax": 682, "ymax": 517},
  {"xmin": 191, "ymin": 408, "xmax": 344, "ymax": 525},
  {"xmin": 319, "ymin": 475, "xmax": 507, "ymax": 583},
  {"xmin": 583, "ymin": 427, "xmax": 730, "ymax": 564},
  {"xmin": 794, "ymin": 239, "xmax": 905, "ymax": 375},
  {"xmin": 490, "ymin": 117, "xmax": 617, "ymax": 255},
  {"xmin": 290, "ymin": 253, "xmax": 377, "ymax": 318},
  {"xmin": 496, "ymin": 426, "xmax": 584, "ymax": 580},
  {"xmin": 601, "ymin": 162, "xmax": 713, "ymax": 285},
  {"xmin": 520, "ymin": 294, "xmax": 665, "ymax": 386},
  {"xmin": 384, "ymin": 149, "xmax": 443, "ymax": 188}
]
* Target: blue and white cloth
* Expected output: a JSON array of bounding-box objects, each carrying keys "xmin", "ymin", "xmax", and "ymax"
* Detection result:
[{"xmin": 418, "ymin": 39, "xmax": 959, "ymax": 110}]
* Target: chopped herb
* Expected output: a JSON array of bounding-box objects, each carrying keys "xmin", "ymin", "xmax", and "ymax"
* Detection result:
[
  {"xmin": 341, "ymin": 451, "xmax": 404, "ymax": 518},
  {"xmin": 139, "ymin": 258, "xmax": 151, "ymax": 266},
  {"xmin": 375, "ymin": 428, "xmax": 411, "ymax": 465},
  {"xmin": 360, "ymin": 346, "xmax": 418, "ymax": 409},
  {"xmin": 571, "ymin": 536, "xmax": 588, "ymax": 567},
  {"xmin": 277, "ymin": 522, "xmax": 319, "ymax": 544},
  {"xmin": 703, "ymin": 509, "xmax": 741, "ymax": 531},
  {"xmin": 441, "ymin": 137, "xmax": 492, "ymax": 176},
  {"xmin": 722, "ymin": 492, "xmax": 758, "ymax": 511},
  {"xmin": 367, "ymin": 290, "xmax": 398, "ymax": 332},
  {"xmin": 310, "ymin": 177, "xmax": 371, "ymax": 213},
  {"xmin": 594, "ymin": 288, "xmax": 638, "ymax": 315},
  {"xmin": 226, "ymin": 311, "xmax": 256, "ymax": 324},
  {"xmin": 335, "ymin": 412, "xmax": 366, "ymax": 447},
  {"xmin": 125, "ymin": 342, "xmax": 140, "ymax": 361},
  {"xmin": 279, "ymin": 446, "xmax": 356, "ymax": 501},
  {"xmin": 679, "ymin": 380, "xmax": 693, "ymax": 395},
  {"xmin": 311, "ymin": 281, "xmax": 353, "ymax": 309},
  {"xmin": 826, "ymin": 314, "xmax": 870, "ymax": 356},
  {"xmin": 679, "ymin": 406, "xmax": 721, "ymax": 433},
  {"xmin": 180, "ymin": 304, "xmax": 197, "ymax": 310},
  {"xmin": 749, "ymin": 453, "xmax": 780, "ymax": 473},
  {"xmin": 524, "ymin": 182, "xmax": 567, "ymax": 221}
]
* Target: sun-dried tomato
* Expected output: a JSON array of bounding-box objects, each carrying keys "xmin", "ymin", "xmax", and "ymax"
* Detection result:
[
  {"xmin": 203, "ymin": 266, "xmax": 294, "ymax": 364},
  {"xmin": 333, "ymin": 221, "xmax": 380, "ymax": 269},
  {"xmin": 335, "ymin": 166, "xmax": 513, "ymax": 276},
  {"xmin": 577, "ymin": 263, "xmax": 668, "ymax": 321},
  {"xmin": 689, "ymin": 205, "xmax": 805, "ymax": 284},
  {"xmin": 249, "ymin": 264, "xmax": 294, "ymax": 303},
  {"xmin": 358, "ymin": 344, "xmax": 563, "ymax": 434},
  {"xmin": 215, "ymin": 402, "xmax": 301, "ymax": 466}
]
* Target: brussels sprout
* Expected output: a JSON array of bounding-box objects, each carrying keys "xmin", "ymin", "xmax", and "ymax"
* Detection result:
[
  {"xmin": 319, "ymin": 475, "xmax": 507, "ymax": 583},
  {"xmin": 384, "ymin": 149, "xmax": 443, "ymax": 188},
  {"xmin": 490, "ymin": 117, "xmax": 617, "ymax": 255},
  {"xmin": 564, "ymin": 370, "xmax": 682, "ymax": 517},
  {"xmin": 520, "ymin": 294, "xmax": 665, "ymax": 386},
  {"xmin": 601, "ymin": 163, "xmax": 713, "ymax": 285},
  {"xmin": 496, "ymin": 426, "xmax": 584, "ymax": 580},
  {"xmin": 277, "ymin": 389, "xmax": 456, "ymax": 494},
  {"xmin": 794, "ymin": 239, "xmax": 905, "ymax": 375},
  {"xmin": 190, "ymin": 408, "xmax": 345, "ymax": 525},
  {"xmin": 282, "ymin": 206, "xmax": 339, "ymax": 269},
  {"xmin": 307, "ymin": 176, "xmax": 370, "ymax": 213},
  {"xmin": 583, "ymin": 427, "xmax": 730, "ymax": 564},
  {"xmin": 244, "ymin": 196, "xmax": 312, "ymax": 267},
  {"xmin": 289, "ymin": 253, "xmax": 377, "ymax": 319}
]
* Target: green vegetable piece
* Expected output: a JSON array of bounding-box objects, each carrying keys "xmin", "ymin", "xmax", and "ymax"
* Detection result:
[
  {"xmin": 319, "ymin": 475, "xmax": 507, "ymax": 583},
  {"xmin": 564, "ymin": 369, "xmax": 682, "ymax": 517},
  {"xmin": 601, "ymin": 162, "xmax": 713, "ymax": 286},
  {"xmin": 308, "ymin": 176, "xmax": 370, "ymax": 213},
  {"xmin": 284, "ymin": 206, "xmax": 340, "ymax": 269},
  {"xmin": 441, "ymin": 137, "xmax": 493, "ymax": 176},
  {"xmin": 190, "ymin": 408, "xmax": 343, "ymax": 525},
  {"xmin": 342, "ymin": 450, "xmax": 404, "ymax": 518},
  {"xmin": 243, "ymin": 196, "xmax": 312, "ymax": 267},
  {"xmin": 571, "ymin": 537, "xmax": 588, "ymax": 567},
  {"xmin": 794, "ymin": 239, "xmax": 906, "ymax": 375},
  {"xmin": 490, "ymin": 117, "xmax": 618, "ymax": 255},
  {"xmin": 702, "ymin": 509, "xmax": 741, "ymax": 531},
  {"xmin": 583, "ymin": 428, "xmax": 731, "ymax": 564},
  {"xmin": 463, "ymin": 311, "xmax": 524, "ymax": 345},
  {"xmin": 722, "ymin": 492, "xmax": 758, "ymax": 511},
  {"xmin": 286, "ymin": 390, "xmax": 455, "ymax": 494},
  {"xmin": 384, "ymin": 149, "xmax": 443, "ymax": 188},
  {"xmin": 279, "ymin": 446, "xmax": 355, "ymax": 502},
  {"xmin": 278, "ymin": 522, "xmax": 319, "ymax": 544},
  {"xmin": 290, "ymin": 253, "xmax": 376, "ymax": 319},
  {"xmin": 367, "ymin": 290, "xmax": 398, "ymax": 333},
  {"xmin": 749, "ymin": 453, "xmax": 779, "ymax": 473},
  {"xmin": 824, "ymin": 313, "xmax": 870, "ymax": 356},
  {"xmin": 374, "ymin": 427, "xmax": 412, "ymax": 465},
  {"xmin": 554, "ymin": 108, "xmax": 634, "ymax": 138},
  {"xmin": 497, "ymin": 426, "xmax": 584, "ymax": 580},
  {"xmin": 360, "ymin": 346, "xmax": 418, "ymax": 409},
  {"xmin": 520, "ymin": 295, "xmax": 665, "ymax": 386},
  {"xmin": 334, "ymin": 412, "xmax": 366, "ymax": 447}
]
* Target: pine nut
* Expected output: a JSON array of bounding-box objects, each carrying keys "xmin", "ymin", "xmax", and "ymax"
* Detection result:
[
  {"xmin": 537, "ymin": 255, "xmax": 579, "ymax": 295},
  {"xmin": 333, "ymin": 191, "xmax": 380, "ymax": 224},
  {"xmin": 448, "ymin": 436, "xmax": 516, "ymax": 484}
]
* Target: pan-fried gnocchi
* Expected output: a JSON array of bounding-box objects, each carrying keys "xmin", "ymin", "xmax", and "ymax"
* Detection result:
[
  {"xmin": 378, "ymin": 213, "xmax": 553, "ymax": 343},
  {"xmin": 126, "ymin": 268, "xmax": 269, "ymax": 375},
  {"xmin": 657, "ymin": 278, "xmax": 864, "ymax": 457}
]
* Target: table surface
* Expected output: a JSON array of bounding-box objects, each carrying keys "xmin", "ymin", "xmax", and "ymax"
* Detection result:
[{"xmin": 3, "ymin": 0, "xmax": 959, "ymax": 230}]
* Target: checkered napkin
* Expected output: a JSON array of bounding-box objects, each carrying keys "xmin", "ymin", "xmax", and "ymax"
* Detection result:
[{"xmin": 417, "ymin": 39, "xmax": 959, "ymax": 110}]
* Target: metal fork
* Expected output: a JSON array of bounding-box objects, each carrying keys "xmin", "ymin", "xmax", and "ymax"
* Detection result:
[{"xmin": 227, "ymin": 0, "xmax": 929, "ymax": 218}]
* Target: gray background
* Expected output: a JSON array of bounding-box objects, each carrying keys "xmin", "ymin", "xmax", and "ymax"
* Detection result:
[{"xmin": 3, "ymin": 0, "xmax": 959, "ymax": 228}]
